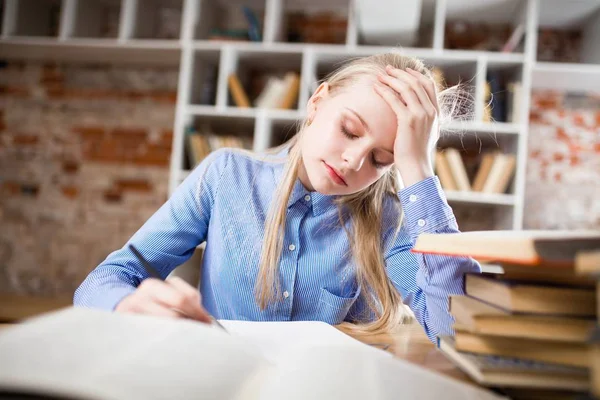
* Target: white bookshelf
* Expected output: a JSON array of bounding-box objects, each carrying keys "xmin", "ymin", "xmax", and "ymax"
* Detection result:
[{"xmin": 1, "ymin": 0, "xmax": 599, "ymax": 231}]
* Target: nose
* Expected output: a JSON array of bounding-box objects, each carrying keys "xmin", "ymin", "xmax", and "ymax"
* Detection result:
[{"xmin": 342, "ymin": 145, "xmax": 368, "ymax": 171}]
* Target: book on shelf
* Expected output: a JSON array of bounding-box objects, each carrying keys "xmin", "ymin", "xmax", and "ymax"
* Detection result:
[
  {"xmin": 487, "ymin": 72, "xmax": 506, "ymax": 123},
  {"xmin": 228, "ymin": 73, "xmax": 251, "ymax": 108},
  {"xmin": 449, "ymin": 295, "xmax": 596, "ymax": 343},
  {"xmin": 254, "ymin": 71, "xmax": 300, "ymax": 110},
  {"xmin": 444, "ymin": 148, "xmax": 471, "ymax": 191},
  {"xmin": 471, "ymin": 153, "xmax": 496, "ymax": 192},
  {"xmin": 186, "ymin": 127, "xmax": 251, "ymax": 168},
  {"xmin": 437, "ymin": 336, "xmax": 589, "ymax": 391},
  {"xmin": 484, "ymin": 73, "xmax": 521, "ymax": 124},
  {"xmin": 480, "ymin": 153, "xmax": 516, "ymax": 194},
  {"xmin": 0, "ymin": 308, "xmax": 502, "ymax": 400},
  {"xmin": 436, "ymin": 150, "xmax": 516, "ymax": 195},
  {"xmin": 505, "ymin": 82, "xmax": 522, "ymax": 124},
  {"xmin": 483, "ymin": 81, "xmax": 493, "ymax": 123},
  {"xmin": 434, "ymin": 151, "xmax": 458, "ymax": 191},
  {"xmin": 207, "ymin": 6, "xmax": 261, "ymax": 42},
  {"xmin": 501, "ymin": 24, "xmax": 525, "ymax": 53}
]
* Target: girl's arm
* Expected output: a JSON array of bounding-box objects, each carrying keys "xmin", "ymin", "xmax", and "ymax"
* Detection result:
[
  {"xmin": 73, "ymin": 150, "xmax": 230, "ymax": 311},
  {"xmin": 384, "ymin": 176, "xmax": 481, "ymax": 342}
]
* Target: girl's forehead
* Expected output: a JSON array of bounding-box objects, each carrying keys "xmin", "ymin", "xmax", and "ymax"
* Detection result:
[{"xmin": 332, "ymin": 80, "xmax": 397, "ymax": 133}]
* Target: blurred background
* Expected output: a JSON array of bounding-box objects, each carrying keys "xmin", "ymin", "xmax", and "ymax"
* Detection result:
[{"xmin": 0, "ymin": 0, "xmax": 598, "ymax": 310}]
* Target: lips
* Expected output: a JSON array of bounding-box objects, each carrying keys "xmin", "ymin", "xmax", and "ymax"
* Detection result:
[{"xmin": 323, "ymin": 162, "xmax": 347, "ymax": 186}]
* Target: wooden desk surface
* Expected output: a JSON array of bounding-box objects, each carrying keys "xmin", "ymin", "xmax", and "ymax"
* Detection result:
[
  {"xmin": 339, "ymin": 322, "xmax": 473, "ymax": 386},
  {"xmin": 0, "ymin": 294, "xmax": 472, "ymax": 387}
]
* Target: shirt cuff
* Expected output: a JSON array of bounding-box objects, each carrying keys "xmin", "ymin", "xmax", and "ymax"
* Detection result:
[
  {"xmin": 398, "ymin": 176, "xmax": 456, "ymax": 241},
  {"xmin": 78, "ymin": 284, "xmax": 136, "ymax": 312}
]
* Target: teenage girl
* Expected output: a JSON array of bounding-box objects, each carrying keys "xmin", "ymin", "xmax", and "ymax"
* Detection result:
[{"xmin": 74, "ymin": 53, "xmax": 480, "ymax": 342}]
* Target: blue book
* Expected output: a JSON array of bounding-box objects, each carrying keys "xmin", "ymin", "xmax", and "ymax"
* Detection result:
[{"xmin": 242, "ymin": 6, "xmax": 262, "ymax": 42}]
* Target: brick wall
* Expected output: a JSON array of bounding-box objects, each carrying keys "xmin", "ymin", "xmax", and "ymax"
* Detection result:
[
  {"xmin": 525, "ymin": 91, "xmax": 600, "ymax": 230},
  {"xmin": 0, "ymin": 61, "xmax": 178, "ymax": 296}
]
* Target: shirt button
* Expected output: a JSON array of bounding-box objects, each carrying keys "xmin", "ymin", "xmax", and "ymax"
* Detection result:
[
  {"xmin": 417, "ymin": 219, "xmax": 426, "ymax": 227},
  {"xmin": 409, "ymin": 194, "xmax": 418, "ymax": 202},
  {"xmin": 288, "ymin": 244, "xmax": 296, "ymax": 251},
  {"xmin": 304, "ymin": 195, "xmax": 311, "ymax": 201},
  {"xmin": 283, "ymin": 291, "xmax": 290, "ymax": 299}
]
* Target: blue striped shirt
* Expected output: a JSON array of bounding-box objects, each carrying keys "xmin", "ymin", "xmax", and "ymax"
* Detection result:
[{"xmin": 74, "ymin": 148, "xmax": 481, "ymax": 342}]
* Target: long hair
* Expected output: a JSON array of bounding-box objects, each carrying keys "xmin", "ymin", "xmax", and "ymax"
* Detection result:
[{"xmin": 255, "ymin": 52, "xmax": 472, "ymax": 334}]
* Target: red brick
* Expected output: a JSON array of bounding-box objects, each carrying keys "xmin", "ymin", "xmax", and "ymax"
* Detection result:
[
  {"xmin": 570, "ymin": 155, "xmax": 580, "ymax": 166},
  {"xmin": 150, "ymin": 91, "xmax": 177, "ymax": 104},
  {"xmin": 2, "ymin": 181, "xmax": 21, "ymax": 195},
  {"xmin": 61, "ymin": 186, "xmax": 79, "ymax": 199},
  {"xmin": 13, "ymin": 134, "xmax": 39, "ymax": 145},
  {"xmin": 132, "ymin": 148, "xmax": 171, "ymax": 166},
  {"xmin": 62, "ymin": 160, "xmax": 80, "ymax": 174},
  {"xmin": 41, "ymin": 65, "xmax": 63, "ymax": 84},
  {"xmin": 115, "ymin": 179, "xmax": 152, "ymax": 192},
  {"xmin": 0, "ymin": 86, "xmax": 29, "ymax": 97},
  {"xmin": 554, "ymin": 172, "xmax": 562, "ymax": 182},
  {"xmin": 73, "ymin": 126, "xmax": 105, "ymax": 140},
  {"xmin": 103, "ymin": 188, "xmax": 123, "ymax": 203},
  {"xmin": 111, "ymin": 127, "xmax": 148, "ymax": 139},
  {"xmin": 553, "ymin": 153, "xmax": 564, "ymax": 162}
]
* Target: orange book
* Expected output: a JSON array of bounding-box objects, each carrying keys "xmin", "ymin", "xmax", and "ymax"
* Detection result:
[
  {"xmin": 278, "ymin": 72, "xmax": 300, "ymax": 110},
  {"xmin": 472, "ymin": 153, "xmax": 496, "ymax": 192},
  {"xmin": 412, "ymin": 230, "xmax": 600, "ymax": 267},
  {"xmin": 434, "ymin": 151, "xmax": 458, "ymax": 191},
  {"xmin": 227, "ymin": 73, "xmax": 251, "ymax": 108}
]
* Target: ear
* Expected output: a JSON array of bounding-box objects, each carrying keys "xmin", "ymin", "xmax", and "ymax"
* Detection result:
[{"xmin": 306, "ymin": 82, "xmax": 330, "ymax": 119}]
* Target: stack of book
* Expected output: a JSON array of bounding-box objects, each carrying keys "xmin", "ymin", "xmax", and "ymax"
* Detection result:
[
  {"xmin": 435, "ymin": 149, "xmax": 516, "ymax": 194},
  {"xmin": 412, "ymin": 231, "xmax": 600, "ymax": 396},
  {"xmin": 575, "ymin": 250, "xmax": 600, "ymax": 398}
]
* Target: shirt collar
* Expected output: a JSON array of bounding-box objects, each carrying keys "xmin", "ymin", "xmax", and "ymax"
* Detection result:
[{"xmin": 287, "ymin": 179, "xmax": 337, "ymax": 216}]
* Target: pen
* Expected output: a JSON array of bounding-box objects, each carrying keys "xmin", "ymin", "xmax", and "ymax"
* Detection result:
[{"xmin": 128, "ymin": 244, "xmax": 227, "ymax": 332}]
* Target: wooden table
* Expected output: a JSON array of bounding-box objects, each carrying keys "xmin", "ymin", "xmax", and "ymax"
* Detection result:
[
  {"xmin": 338, "ymin": 322, "xmax": 473, "ymax": 385},
  {"xmin": 0, "ymin": 294, "xmax": 472, "ymax": 385}
]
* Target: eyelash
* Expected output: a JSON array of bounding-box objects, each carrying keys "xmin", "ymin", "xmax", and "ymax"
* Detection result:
[{"xmin": 340, "ymin": 124, "xmax": 386, "ymax": 169}]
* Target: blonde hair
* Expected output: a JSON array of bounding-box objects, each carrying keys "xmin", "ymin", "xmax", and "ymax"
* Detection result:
[{"xmin": 255, "ymin": 52, "xmax": 471, "ymax": 335}]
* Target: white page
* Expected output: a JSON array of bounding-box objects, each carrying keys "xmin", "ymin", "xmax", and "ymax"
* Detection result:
[
  {"xmin": 0, "ymin": 308, "xmax": 266, "ymax": 400},
  {"xmin": 259, "ymin": 345, "xmax": 507, "ymax": 400},
  {"xmin": 218, "ymin": 320, "xmax": 385, "ymax": 363}
]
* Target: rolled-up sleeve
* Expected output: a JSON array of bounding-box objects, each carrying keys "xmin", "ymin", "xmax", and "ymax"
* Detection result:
[
  {"xmin": 385, "ymin": 176, "xmax": 481, "ymax": 342},
  {"xmin": 73, "ymin": 150, "xmax": 230, "ymax": 311}
]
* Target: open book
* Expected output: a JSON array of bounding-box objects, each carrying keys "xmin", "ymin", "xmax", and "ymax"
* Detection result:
[{"xmin": 0, "ymin": 308, "xmax": 504, "ymax": 400}]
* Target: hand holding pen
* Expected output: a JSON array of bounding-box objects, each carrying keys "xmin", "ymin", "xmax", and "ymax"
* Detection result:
[{"xmin": 115, "ymin": 244, "xmax": 226, "ymax": 331}]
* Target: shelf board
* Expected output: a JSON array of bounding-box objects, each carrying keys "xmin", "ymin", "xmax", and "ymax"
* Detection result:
[
  {"xmin": 444, "ymin": 190, "xmax": 515, "ymax": 206},
  {"xmin": 187, "ymin": 105, "xmax": 304, "ymax": 121},
  {"xmin": 0, "ymin": 37, "xmax": 181, "ymax": 65},
  {"xmin": 532, "ymin": 62, "xmax": 600, "ymax": 92},
  {"xmin": 444, "ymin": 121, "xmax": 521, "ymax": 135},
  {"xmin": 190, "ymin": 40, "xmax": 525, "ymax": 64}
]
